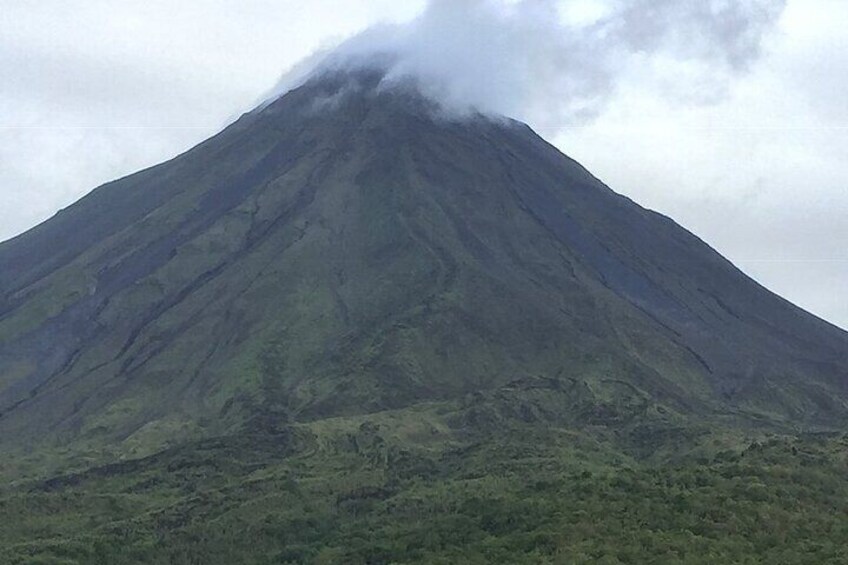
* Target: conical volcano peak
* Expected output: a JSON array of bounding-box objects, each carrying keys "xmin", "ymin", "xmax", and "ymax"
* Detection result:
[{"xmin": 1, "ymin": 35, "xmax": 847, "ymax": 459}]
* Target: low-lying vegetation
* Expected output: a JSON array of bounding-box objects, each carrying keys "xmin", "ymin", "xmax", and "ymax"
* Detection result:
[{"xmin": 3, "ymin": 408, "xmax": 848, "ymax": 564}]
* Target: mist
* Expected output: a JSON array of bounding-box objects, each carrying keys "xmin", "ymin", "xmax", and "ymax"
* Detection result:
[{"xmin": 271, "ymin": 0, "xmax": 788, "ymax": 125}]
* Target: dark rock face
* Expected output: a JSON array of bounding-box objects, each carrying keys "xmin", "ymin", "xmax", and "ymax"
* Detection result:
[{"xmin": 1, "ymin": 68, "xmax": 846, "ymax": 450}]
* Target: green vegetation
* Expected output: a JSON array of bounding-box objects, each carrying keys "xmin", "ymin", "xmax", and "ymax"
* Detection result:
[{"xmin": 3, "ymin": 403, "xmax": 848, "ymax": 564}]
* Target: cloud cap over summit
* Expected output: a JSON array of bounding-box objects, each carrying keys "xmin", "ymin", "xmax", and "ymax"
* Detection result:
[{"xmin": 271, "ymin": 0, "xmax": 788, "ymax": 124}]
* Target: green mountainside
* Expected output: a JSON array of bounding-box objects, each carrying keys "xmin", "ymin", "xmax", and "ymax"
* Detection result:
[{"xmin": 1, "ymin": 69, "xmax": 847, "ymax": 563}]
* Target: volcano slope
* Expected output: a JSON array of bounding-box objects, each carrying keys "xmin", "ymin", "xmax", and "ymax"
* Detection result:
[{"xmin": 1, "ymin": 69, "xmax": 847, "ymax": 563}]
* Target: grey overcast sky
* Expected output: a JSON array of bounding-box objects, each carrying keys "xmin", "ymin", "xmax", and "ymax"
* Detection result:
[{"xmin": 1, "ymin": 0, "xmax": 846, "ymax": 330}]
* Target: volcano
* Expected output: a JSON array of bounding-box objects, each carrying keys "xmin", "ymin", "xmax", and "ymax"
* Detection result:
[
  {"xmin": 1, "ymin": 68, "xmax": 847, "ymax": 453},
  {"xmin": 4, "ymin": 66, "xmax": 848, "ymax": 564}
]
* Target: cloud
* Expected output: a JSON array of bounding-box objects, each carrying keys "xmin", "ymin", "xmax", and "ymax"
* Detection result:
[{"xmin": 271, "ymin": 0, "xmax": 788, "ymax": 125}]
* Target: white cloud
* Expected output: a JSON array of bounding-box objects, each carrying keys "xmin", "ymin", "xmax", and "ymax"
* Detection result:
[{"xmin": 271, "ymin": 0, "xmax": 787, "ymax": 125}]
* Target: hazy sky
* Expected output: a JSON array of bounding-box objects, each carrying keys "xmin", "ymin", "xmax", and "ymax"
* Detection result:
[{"xmin": 1, "ymin": 0, "xmax": 846, "ymax": 330}]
